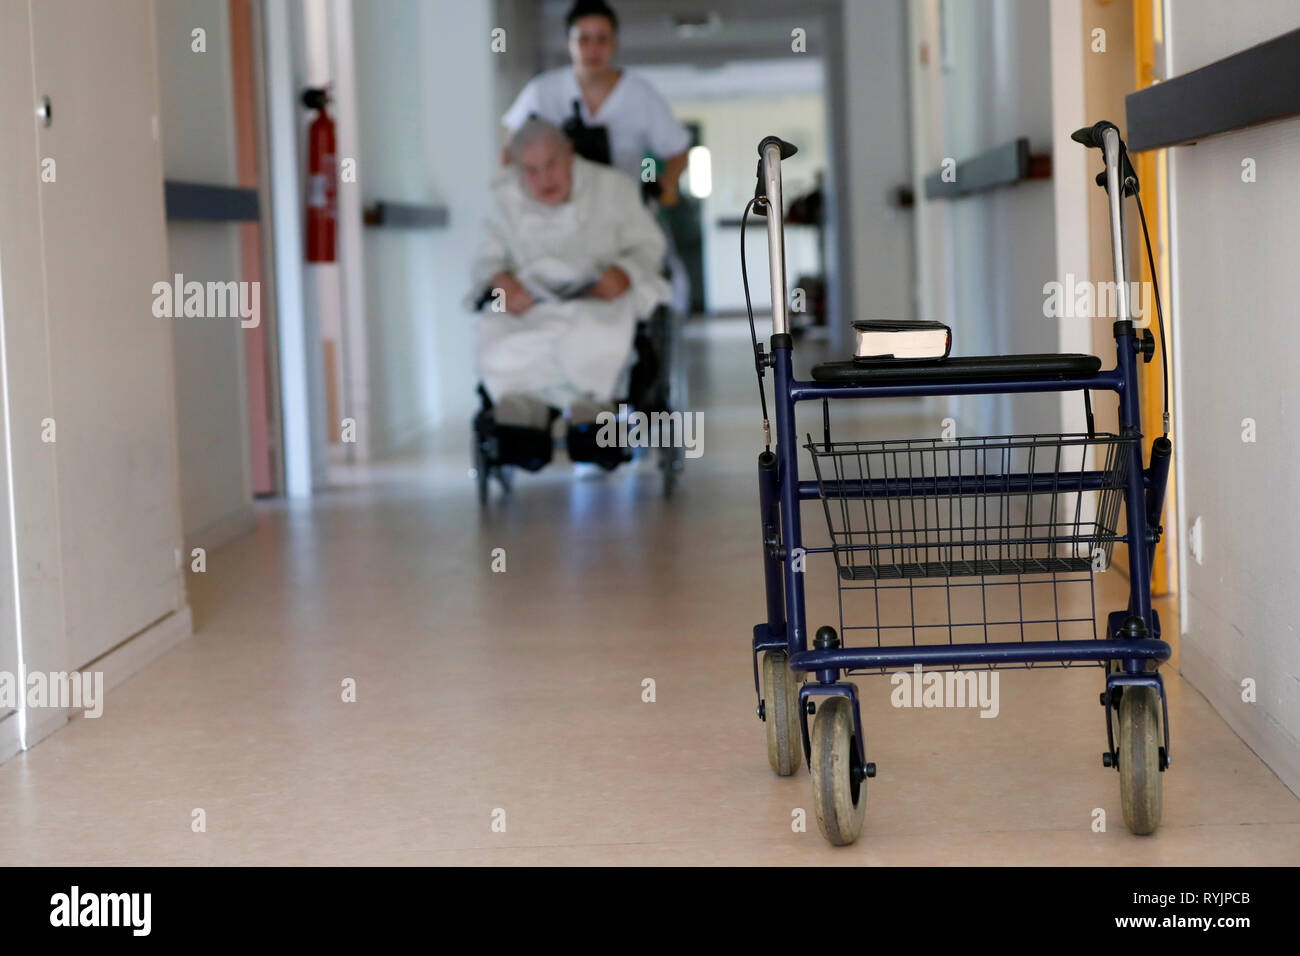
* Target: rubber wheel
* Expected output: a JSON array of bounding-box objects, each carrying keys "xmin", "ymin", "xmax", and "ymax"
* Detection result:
[
  {"xmin": 472, "ymin": 434, "xmax": 490, "ymax": 506},
  {"xmin": 661, "ymin": 463, "xmax": 677, "ymax": 499},
  {"xmin": 659, "ymin": 443, "xmax": 681, "ymax": 499},
  {"xmin": 811, "ymin": 696, "xmax": 866, "ymax": 846},
  {"xmin": 1119, "ymin": 685, "xmax": 1163, "ymax": 835},
  {"xmin": 762, "ymin": 651, "xmax": 802, "ymax": 776}
]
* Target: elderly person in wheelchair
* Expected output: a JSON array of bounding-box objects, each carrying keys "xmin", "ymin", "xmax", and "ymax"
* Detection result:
[{"xmin": 470, "ymin": 118, "xmax": 673, "ymax": 483}]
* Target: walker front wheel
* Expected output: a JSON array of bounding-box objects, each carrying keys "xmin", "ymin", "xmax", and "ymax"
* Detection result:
[
  {"xmin": 1118, "ymin": 685, "xmax": 1163, "ymax": 835},
  {"xmin": 761, "ymin": 651, "xmax": 802, "ymax": 776},
  {"xmin": 811, "ymin": 696, "xmax": 866, "ymax": 846}
]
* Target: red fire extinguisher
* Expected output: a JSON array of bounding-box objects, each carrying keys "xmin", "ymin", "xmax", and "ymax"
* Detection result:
[{"xmin": 303, "ymin": 87, "xmax": 336, "ymax": 263}]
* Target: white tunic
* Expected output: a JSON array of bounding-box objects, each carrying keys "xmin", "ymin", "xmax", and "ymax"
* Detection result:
[
  {"xmin": 501, "ymin": 67, "xmax": 690, "ymax": 183},
  {"xmin": 470, "ymin": 157, "xmax": 671, "ymax": 407}
]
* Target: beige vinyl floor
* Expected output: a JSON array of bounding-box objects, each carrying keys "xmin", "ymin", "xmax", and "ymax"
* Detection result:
[{"xmin": 1, "ymin": 319, "xmax": 1297, "ymax": 865}]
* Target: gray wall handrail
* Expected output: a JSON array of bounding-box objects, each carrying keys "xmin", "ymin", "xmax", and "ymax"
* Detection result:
[
  {"xmin": 922, "ymin": 138, "xmax": 1051, "ymax": 200},
  {"xmin": 164, "ymin": 180, "xmax": 260, "ymax": 222},
  {"xmin": 1125, "ymin": 27, "xmax": 1300, "ymax": 152},
  {"xmin": 362, "ymin": 201, "xmax": 448, "ymax": 229}
]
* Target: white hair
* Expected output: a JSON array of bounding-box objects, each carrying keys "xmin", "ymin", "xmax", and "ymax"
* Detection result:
[{"xmin": 508, "ymin": 118, "xmax": 571, "ymax": 163}]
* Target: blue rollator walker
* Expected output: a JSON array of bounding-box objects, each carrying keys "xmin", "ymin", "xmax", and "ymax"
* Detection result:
[{"xmin": 746, "ymin": 124, "xmax": 1173, "ymax": 845}]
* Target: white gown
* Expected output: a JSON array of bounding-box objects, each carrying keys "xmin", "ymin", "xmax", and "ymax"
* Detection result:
[{"xmin": 469, "ymin": 157, "xmax": 671, "ymax": 408}]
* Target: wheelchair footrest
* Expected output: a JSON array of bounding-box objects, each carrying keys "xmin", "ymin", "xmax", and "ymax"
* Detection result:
[
  {"xmin": 493, "ymin": 424, "xmax": 554, "ymax": 472},
  {"xmin": 567, "ymin": 422, "xmax": 632, "ymax": 470}
]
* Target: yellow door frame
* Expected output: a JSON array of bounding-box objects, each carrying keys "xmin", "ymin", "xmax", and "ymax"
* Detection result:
[{"xmin": 1132, "ymin": 0, "xmax": 1176, "ymax": 597}]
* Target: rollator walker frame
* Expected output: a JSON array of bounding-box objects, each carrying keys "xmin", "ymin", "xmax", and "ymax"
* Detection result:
[{"xmin": 747, "ymin": 125, "xmax": 1173, "ymax": 845}]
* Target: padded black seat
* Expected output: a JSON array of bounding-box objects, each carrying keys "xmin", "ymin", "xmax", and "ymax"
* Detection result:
[{"xmin": 810, "ymin": 353, "xmax": 1102, "ymax": 386}]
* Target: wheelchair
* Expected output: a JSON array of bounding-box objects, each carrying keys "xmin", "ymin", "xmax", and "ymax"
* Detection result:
[{"xmin": 471, "ymin": 302, "xmax": 686, "ymax": 504}]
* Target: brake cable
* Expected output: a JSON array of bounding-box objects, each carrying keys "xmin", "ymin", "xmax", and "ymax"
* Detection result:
[{"xmin": 740, "ymin": 197, "xmax": 772, "ymax": 452}]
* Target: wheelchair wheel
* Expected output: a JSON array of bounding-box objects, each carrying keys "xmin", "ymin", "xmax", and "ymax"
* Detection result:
[
  {"xmin": 658, "ymin": 443, "xmax": 682, "ymax": 498},
  {"xmin": 472, "ymin": 432, "xmax": 490, "ymax": 506},
  {"xmin": 1118, "ymin": 685, "xmax": 1163, "ymax": 835},
  {"xmin": 811, "ymin": 696, "xmax": 866, "ymax": 846},
  {"xmin": 473, "ymin": 429, "xmax": 515, "ymax": 506},
  {"xmin": 762, "ymin": 650, "xmax": 802, "ymax": 776}
]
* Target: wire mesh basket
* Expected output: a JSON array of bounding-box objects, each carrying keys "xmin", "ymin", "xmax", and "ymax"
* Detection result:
[{"xmin": 804, "ymin": 432, "xmax": 1135, "ymax": 667}]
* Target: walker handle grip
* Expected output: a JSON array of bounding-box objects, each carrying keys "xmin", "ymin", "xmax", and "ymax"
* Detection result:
[
  {"xmin": 754, "ymin": 137, "xmax": 797, "ymax": 336},
  {"xmin": 752, "ymin": 137, "xmax": 799, "ymax": 216},
  {"xmin": 1070, "ymin": 121, "xmax": 1118, "ymax": 150},
  {"xmin": 757, "ymin": 135, "xmax": 798, "ymax": 160}
]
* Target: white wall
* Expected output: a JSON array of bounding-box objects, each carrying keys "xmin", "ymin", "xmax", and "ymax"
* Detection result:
[
  {"xmin": 493, "ymin": 0, "xmax": 543, "ymax": 133},
  {"xmin": 843, "ymin": 0, "xmax": 915, "ymax": 329},
  {"xmin": 155, "ymin": 0, "xmax": 255, "ymax": 548},
  {"xmin": 909, "ymin": 0, "xmax": 1061, "ymax": 437},
  {"xmin": 668, "ymin": 91, "xmax": 826, "ymax": 315},
  {"xmin": 352, "ymin": 0, "xmax": 498, "ymax": 453},
  {"xmin": 1049, "ymin": 0, "xmax": 1148, "ymax": 442},
  {"xmin": 1076, "ymin": 0, "xmax": 1138, "ymax": 437},
  {"xmin": 1163, "ymin": 0, "xmax": 1300, "ymax": 795}
]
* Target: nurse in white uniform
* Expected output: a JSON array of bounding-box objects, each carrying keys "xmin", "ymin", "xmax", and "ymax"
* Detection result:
[{"xmin": 500, "ymin": 0, "xmax": 691, "ymax": 207}]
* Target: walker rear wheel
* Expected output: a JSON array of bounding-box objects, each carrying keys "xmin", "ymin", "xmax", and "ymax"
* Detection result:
[
  {"xmin": 762, "ymin": 651, "xmax": 802, "ymax": 776},
  {"xmin": 1118, "ymin": 685, "xmax": 1163, "ymax": 835},
  {"xmin": 811, "ymin": 696, "xmax": 866, "ymax": 846}
]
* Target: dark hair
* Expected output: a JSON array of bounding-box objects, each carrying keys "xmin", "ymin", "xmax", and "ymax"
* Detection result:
[{"xmin": 565, "ymin": 0, "xmax": 618, "ymax": 33}]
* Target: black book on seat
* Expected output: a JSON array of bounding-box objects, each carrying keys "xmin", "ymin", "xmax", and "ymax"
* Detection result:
[{"xmin": 853, "ymin": 320, "xmax": 951, "ymax": 361}]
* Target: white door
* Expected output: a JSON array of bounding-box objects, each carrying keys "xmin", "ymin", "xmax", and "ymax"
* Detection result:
[{"xmin": 29, "ymin": 0, "xmax": 184, "ymax": 667}]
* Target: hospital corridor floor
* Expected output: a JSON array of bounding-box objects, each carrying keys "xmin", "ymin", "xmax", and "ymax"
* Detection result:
[{"xmin": 1, "ymin": 319, "xmax": 1298, "ymax": 866}]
